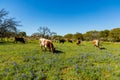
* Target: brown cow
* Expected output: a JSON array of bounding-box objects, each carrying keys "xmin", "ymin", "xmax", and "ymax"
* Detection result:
[
  {"xmin": 39, "ymin": 38, "xmax": 55, "ymax": 53},
  {"xmin": 93, "ymin": 39, "xmax": 99, "ymax": 48},
  {"xmin": 67, "ymin": 39, "xmax": 73, "ymax": 43},
  {"xmin": 76, "ymin": 40, "xmax": 81, "ymax": 45}
]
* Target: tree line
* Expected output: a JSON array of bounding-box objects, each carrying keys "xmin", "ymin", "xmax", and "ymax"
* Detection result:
[
  {"xmin": 0, "ymin": 9, "xmax": 120, "ymax": 42},
  {"xmin": 32, "ymin": 27, "xmax": 120, "ymax": 42},
  {"xmin": 61, "ymin": 28, "xmax": 120, "ymax": 42}
]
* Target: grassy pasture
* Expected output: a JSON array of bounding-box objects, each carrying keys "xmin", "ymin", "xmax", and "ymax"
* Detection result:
[{"xmin": 0, "ymin": 41, "xmax": 120, "ymax": 80}]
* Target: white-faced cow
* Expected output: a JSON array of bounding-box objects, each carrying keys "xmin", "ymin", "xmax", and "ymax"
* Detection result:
[
  {"xmin": 93, "ymin": 39, "xmax": 99, "ymax": 48},
  {"xmin": 39, "ymin": 38, "xmax": 55, "ymax": 53}
]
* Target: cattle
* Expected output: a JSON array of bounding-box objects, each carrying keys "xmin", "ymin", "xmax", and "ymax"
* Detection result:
[
  {"xmin": 93, "ymin": 39, "xmax": 99, "ymax": 48},
  {"xmin": 59, "ymin": 39, "xmax": 66, "ymax": 43},
  {"xmin": 76, "ymin": 40, "xmax": 81, "ymax": 45},
  {"xmin": 14, "ymin": 37, "xmax": 25, "ymax": 43},
  {"xmin": 39, "ymin": 38, "xmax": 55, "ymax": 53},
  {"xmin": 67, "ymin": 39, "xmax": 73, "ymax": 43}
]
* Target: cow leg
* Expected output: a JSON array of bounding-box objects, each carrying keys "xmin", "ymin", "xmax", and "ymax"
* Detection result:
[
  {"xmin": 44, "ymin": 45, "xmax": 48, "ymax": 51},
  {"xmin": 40, "ymin": 44, "xmax": 44, "ymax": 51},
  {"xmin": 95, "ymin": 45, "xmax": 100, "ymax": 49}
]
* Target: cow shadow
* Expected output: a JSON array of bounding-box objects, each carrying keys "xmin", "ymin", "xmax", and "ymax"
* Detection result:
[
  {"xmin": 99, "ymin": 47, "xmax": 106, "ymax": 50},
  {"xmin": 0, "ymin": 41, "xmax": 4, "ymax": 44},
  {"xmin": 54, "ymin": 49, "xmax": 64, "ymax": 54}
]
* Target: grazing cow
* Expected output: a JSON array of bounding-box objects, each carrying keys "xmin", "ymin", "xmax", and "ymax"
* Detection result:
[
  {"xmin": 76, "ymin": 40, "xmax": 81, "ymax": 45},
  {"xmin": 14, "ymin": 37, "xmax": 25, "ymax": 43},
  {"xmin": 67, "ymin": 39, "xmax": 73, "ymax": 43},
  {"xmin": 93, "ymin": 40, "xmax": 99, "ymax": 48},
  {"xmin": 39, "ymin": 38, "xmax": 55, "ymax": 53},
  {"xmin": 59, "ymin": 39, "xmax": 66, "ymax": 43}
]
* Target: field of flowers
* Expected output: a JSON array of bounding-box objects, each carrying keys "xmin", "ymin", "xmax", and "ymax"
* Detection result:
[{"xmin": 0, "ymin": 41, "xmax": 120, "ymax": 80}]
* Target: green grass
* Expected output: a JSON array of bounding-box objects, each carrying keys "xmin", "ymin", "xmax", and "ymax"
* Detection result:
[{"xmin": 0, "ymin": 41, "xmax": 120, "ymax": 80}]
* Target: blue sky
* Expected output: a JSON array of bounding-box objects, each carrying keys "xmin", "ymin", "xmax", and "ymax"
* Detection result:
[{"xmin": 0, "ymin": 0, "xmax": 120, "ymax": 36}]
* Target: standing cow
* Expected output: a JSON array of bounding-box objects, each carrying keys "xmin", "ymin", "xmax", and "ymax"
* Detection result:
[
  {"xmin": 93, "ymin": 39, "xmax": 100, "ymax": 48},
  {"xmin": 14, "ymin": 37, "xmax": 25, "ymax": 44},
  {"xmin": 59, "ymin": 39, "xmax": 66, "ymax": 43},
  {"xmin": 39, "ymin": 38, "xmax": 55, "ymax": 53},
  {"xmin": 67, "ymin": 39, "xmax": 73, "ymax": 43},
  {"xmin": 76, "ymin": 40, "xmax": 81, "ymax": 45}
]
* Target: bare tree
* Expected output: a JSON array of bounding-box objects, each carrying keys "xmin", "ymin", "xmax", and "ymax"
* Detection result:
[
  {"xmin": 0, "ymin": 9, "xmax": 21, "ymax": 39},
  {"xmin": 37, "ymin": 26, "xmax": 51, "ymax": 38}
]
